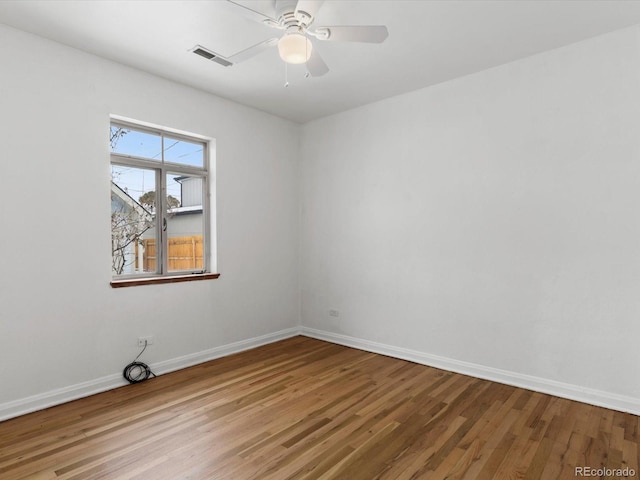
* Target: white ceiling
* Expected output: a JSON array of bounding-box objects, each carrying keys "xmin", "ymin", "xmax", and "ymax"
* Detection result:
[{"xmin": 2, "ymin": 0, "xmax": 640, "ymax": 123}]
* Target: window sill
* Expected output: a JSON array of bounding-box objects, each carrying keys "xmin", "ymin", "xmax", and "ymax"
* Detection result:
[{"xmin": 110, "ymin": 273, "xmax": 220, "ymax": 288}]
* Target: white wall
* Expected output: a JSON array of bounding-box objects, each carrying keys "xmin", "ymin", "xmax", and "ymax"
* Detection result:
[
  {"xmin": 0, "ymin": 25, "xmax": 300, "ymax": 416},
  {"xmin": 300, "ymin": 26, "xmax": 640, "ymax": 409}
]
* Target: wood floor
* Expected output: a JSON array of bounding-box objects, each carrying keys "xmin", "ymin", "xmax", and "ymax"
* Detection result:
[{"xmin": 0, "ymin": 337, "xmax": 638, "ymax": 480}]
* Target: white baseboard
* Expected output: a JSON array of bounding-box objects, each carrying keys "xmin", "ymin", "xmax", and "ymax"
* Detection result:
[
  {"xmin": 3, "ymin": 325, "xmax": 637, "ymax": 422},
  {"xmin": 0, "ymin": 372, "xmax": 126, "ymax": 423},
  {"xmin": 0, "ymin": 327, "xmax": 300, "ymax": 422},
  {"xmin": 300, "ymin": 327, "xmax": 640, "ymax": 416},
  {"xmin": 151, "ymin": 327, "xmax": 300, "ymax": 376}
]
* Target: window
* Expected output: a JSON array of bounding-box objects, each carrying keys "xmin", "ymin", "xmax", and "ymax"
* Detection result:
[{"xmin": 110, "ymin": 120, "xmax": 215, "ymax": 285}]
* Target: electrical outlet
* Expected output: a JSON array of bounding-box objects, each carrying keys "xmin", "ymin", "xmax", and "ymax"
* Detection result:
[
  {"xmin": 329, "ymin": 309, "xmax": 340, "ymax": 317},
  {"xmin": 138, "ymin": 335, "xmax": 155, "ymax": 347}
]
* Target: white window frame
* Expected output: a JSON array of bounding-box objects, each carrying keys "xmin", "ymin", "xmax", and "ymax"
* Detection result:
[{"xmin": 110, "ymin": 119, "xmax": 211, "ymax": 281}]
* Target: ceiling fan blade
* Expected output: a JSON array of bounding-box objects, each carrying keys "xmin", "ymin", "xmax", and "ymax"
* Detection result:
[
  {"xmin": 227, "ymin": 38, "xmax": 279, "ymax": 63},
  {"xmin": 314, "ymin": 25, "xmax": 389, "ymax": 43},
  {"xmin": 306, "ymin": 45, "xmax": 329, "ymax": 77},
  {"xmin": 226, "ymin": 0, "xmax": 279, "ymax": 26},
  {"xmin": 294, "ymin": 0, "xmax": 325, "ymax": 21}
]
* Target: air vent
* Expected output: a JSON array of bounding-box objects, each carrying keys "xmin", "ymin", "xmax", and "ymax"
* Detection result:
[
  {"xmin": 191, "ymin": 45, "xmax": 233, "ymax": 67},
  {"xmin": 193, "ymin": 47, "xmax": 215, "ymax": 59}
]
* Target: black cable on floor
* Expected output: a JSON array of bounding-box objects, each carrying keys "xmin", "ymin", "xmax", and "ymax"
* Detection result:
[{"xmin": 123, "ymin": 340, "xmax": 156, "ymax": 384}]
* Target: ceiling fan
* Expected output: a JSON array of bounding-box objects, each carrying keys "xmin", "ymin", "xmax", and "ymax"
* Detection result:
[{"xmin": 193, "ymin": 0, "xmax": 389, "ymax": 77}]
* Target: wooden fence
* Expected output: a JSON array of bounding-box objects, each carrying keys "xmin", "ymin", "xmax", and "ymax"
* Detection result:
[{"xmin": 136, "ymin": 235, "xmax": 203, "ymax": 272}]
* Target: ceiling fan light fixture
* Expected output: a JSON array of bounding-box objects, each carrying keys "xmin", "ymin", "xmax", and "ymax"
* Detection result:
[{"xmin": 278, "ymin": 33, "xmax": 312, "ymax": 64}]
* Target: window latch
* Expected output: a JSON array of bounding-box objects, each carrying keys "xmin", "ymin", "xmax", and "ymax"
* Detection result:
[{"xmin": 162, "ymin": 218, "xmax": 167, "ymax": 231}]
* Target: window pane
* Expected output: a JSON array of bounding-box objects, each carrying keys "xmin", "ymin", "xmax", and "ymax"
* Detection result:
[
  {"xmin": 111, "ymin": 165, "xmax": 157, "ymax": 276},
  {"xmin": 165, "ymin": 173, "xmax": 205, "ymax": 272},
  {"xmin": 110, "ymin": 126, "xmax": 162, "ymax": 160},
  {"xmin": 163, "ymin": 136, "xmax": 204, "ymax": 167}
]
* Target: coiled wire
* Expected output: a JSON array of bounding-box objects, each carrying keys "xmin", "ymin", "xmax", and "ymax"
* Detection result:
[{"xmin": 123, "ymin": 340, "xmax": 156, "ymax": 384}]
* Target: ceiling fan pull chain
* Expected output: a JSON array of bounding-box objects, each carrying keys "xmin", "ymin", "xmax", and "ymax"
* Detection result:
[
  {"xmin": 284, "ymin": 62, "xmax": 290, "ymax": 88},
  {"xmin": 305, "ymin": 39, "xmax": 310, "ymax": 78}
]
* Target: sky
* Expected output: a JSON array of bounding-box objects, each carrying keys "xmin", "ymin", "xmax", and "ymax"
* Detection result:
[{"xmin": 110, "ymin": 126, "xmax": 205, "ymax": 205}]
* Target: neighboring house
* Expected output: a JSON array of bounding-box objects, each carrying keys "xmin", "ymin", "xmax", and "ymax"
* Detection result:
[
  {"xmin": 110, "ymin": 182, "xmax": 153, "ymax": 275},
  {"xmin": 166, "ymin": 176, "xmax": 204, "ymax": 238},
  {"xmin": 164, "ymin": 176, "xmax": 205, "ymax": 271}
]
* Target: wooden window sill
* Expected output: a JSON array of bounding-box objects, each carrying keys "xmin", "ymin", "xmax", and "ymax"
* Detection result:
[{"xmin": 110, "ymin": 273, "xmax": 220, "ymax": 288}]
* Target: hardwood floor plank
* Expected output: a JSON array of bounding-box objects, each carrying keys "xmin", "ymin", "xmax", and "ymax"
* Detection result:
[
  {"xmin": 0, "ymin": 337, "xmax": 637, "ymax": 480},
  {"xmin": 16, "ymin": 470, "xmax": 58, "ymax": 480}
]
